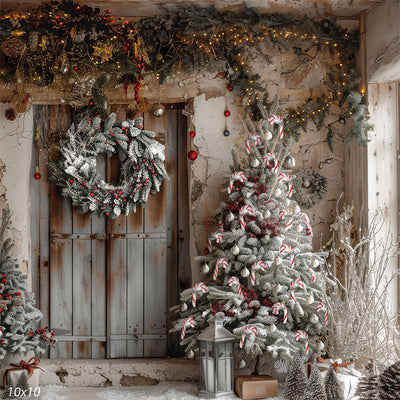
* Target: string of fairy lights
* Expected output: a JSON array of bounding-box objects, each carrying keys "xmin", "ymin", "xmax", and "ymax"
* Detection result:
[{"xmin": 0, "ymin": 1, "xmax": 370, "ymax": 145}]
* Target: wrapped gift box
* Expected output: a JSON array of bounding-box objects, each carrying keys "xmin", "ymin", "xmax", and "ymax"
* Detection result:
[
  {"xmin": 4, "ymin": 368, "xmax": 40, "ymax": 389},
  {"xmin": 235, "ymin": 375, "xmax": 278, "ymax": 400}
]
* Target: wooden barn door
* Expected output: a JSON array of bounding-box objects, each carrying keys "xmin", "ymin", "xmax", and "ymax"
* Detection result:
[{"xmin": 31, "ymin": 104, "xmax": 190, "ymax": 359}]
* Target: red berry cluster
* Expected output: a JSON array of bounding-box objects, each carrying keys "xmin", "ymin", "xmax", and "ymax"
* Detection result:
[
  {"xmin": 254, "ymin": 183, "xmax": 268, "ymax": 197},
  {"xmin": 248, "ymin": 176, "xmax": 260, "ymax": 183},
  {"xmin": 28, "ymin": 327, "xmax": 57, "ymax": 347},
  {"xmin": 226, "ymin": 197, "xmax": 245, "ymax": 212},
  {"xmin": 209, "ymin": 302, "xmax": 236, "ymax": 317}
]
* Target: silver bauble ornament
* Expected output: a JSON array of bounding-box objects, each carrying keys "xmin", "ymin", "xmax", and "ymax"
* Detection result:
[
  {"xmin": 187, "ymin": 349, "xmax": 195, "ymax": 359},
  {"xmin": 152, "ymin": 103, "xmax": 166, "ymax": 117},
  {"xmin": 239, "ymin": 359, "xmax": 246, "ymax": 369},
  {"xmin": 245, "ymin": 192, "xmax": 252, "ymax": 199},
  {"xmin": 201, "ymin": 263, "xmax": 210, "ymax": 274},
  {"xmin": 306, "ymin": 294, "xmax": 315, "ymax": 305},
  {"xmin": 275, "ymin": 188, "xmax": 282, "ymax": 197},
  {"xmin": 274, "ymin": 255, "xmax": 282, "ymax": 266},
  {"xmin": 251, "ymin": 158, "xmax": 260, "ymax": 168},
  {"xmin": 231, "ymin": 245, "xmax": 240, "ymax": 256},
  {"xmin": 295, "ymin": 224, "xmax": 303, "ymax": 233},
  {"xmin": 272, "ymin": 350, "xmax": 279, "ymax": 358},
  {"xmin": 310, "ymin": 314, "xmax": 319, "ymax": 324},
  {"xmin": 316, "ymin": 340, "xmax": 325, "ymax": 351},
  {"xmin": 241, "ymin": 267, "xmax": 250, "ymax": 278},
  {"xmin": 265, "ymin": 131, "xmax": 273, "ymax": 141},
  {"xmin": 263, "ymin": 209, "xmax": 271, "ymax": 219},
  {"xmin": 283, "ymin": 155, "xmax": 296, "ymax": 170},
  {"xmin": 302, "ymin": 179, "xmax": 311, "ymax": 189},
  {"xmin": 293, "ymin": 205, "xmax": 301, "ymax": 214},
  {"xmin": 311, "ymin": 259, "xmax": 319, "ymax": 268},
  {"xmin": 285, "ymin": 199, "xmax": 291, "ymax": 206},
  {"xmin": 226, "ymin": 211, "xmax": 235, "ymax": 222},
  {"xmin": 274, "ymin": 283, "xmax": 282, "ymax": 294},
  {"xmin": 268, "ymin": 324, "xmax": 277, "ymax": 333},
  {"xmin": 180, "ymin": 302, "xmax": 188, "ymax": 312}
]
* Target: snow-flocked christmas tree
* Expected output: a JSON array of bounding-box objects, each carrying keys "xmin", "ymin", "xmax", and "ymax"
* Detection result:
[
  {"xmin": 171, "ymin": 112, "xmax": 329, "ymax": 366},
  {"xmin": 0, "ymin": 208, "xmax": 55, "ymax": 359}
]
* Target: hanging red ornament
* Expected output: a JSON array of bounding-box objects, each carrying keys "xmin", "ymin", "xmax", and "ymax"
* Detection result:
[
  {"xmin": 204, "ymin": 248, "xmax": 210, "ymax": 254},
  {"xmin": 227, "ymin": 85, "xmax": 233, "ymax": 91},
  {"xmin": 189, "ymin": 131, "xmax": 196, "ymax": 138},
  {"xmin": 188, "ymin": 150, "xmax": 198, "ymax": 160},
  {"xmin": 34, "ymin": 172, "xmax": 41, "ymax": 180},
  {"xmin": 224, "ymin": 110, "xmax": 231, "ymax": 117}
]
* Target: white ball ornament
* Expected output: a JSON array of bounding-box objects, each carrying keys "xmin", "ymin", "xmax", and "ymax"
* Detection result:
[
  {"xmin": 306, "ymin": 294, "xmax": 315, "ymax": 305},
  {"xmin": 311, "ymin": 259, "xmax": 319, "ymax": 268},
  {"xmin": 274, "ymin": 255, "xmax": 282, "ymax": 266},
  {"xmin": 187, "ymin": 349, "xmax": 195, "ymax": 359},
  {"xmin": 251, "ymin": 158, "xmax": 260, "ymax": 168},
  {"xmin": 293, "ymin": 205, "xmax": 301, "ymax": 215},
  {"xmin": 265, "ymin": 131, "xmax": 273, "ymax": 141},
  {"xmin": 272, "ymin": 350, "xmax": 279, "ymax": 358},
  {"xmin": 263, "ymin": 209, "xmax": 271, "ymax": 219},
  {"xmin": 310, "ymin": 314, "xmax": 319, "ymax": 324},
  {"xmin": 239, "ymin": 359, "xmax": 246, "ymax": 369},
  {"xmin": 285, "ymin": 199, "xmax": 291, "ymax": 206},
  {"xmin": 295, "ymin": 224, "xmax": 303, "ymax": 233},
  {"xmin": 241, "ymin": 267, "xmax": 250, "ymax": 278},
  {"xmin": 274, "ymin": 284, "xmax": 282, "ymax": 294},
  {"xmin": 180, "ymin": 302, "xmax": 188, "ymax": 312},
  {"xmin": 201, "ymin": 263, "xmax": 210, "ymax": 274},
  {"xmin": 268, "ymin": 324, "xmax": 277, "ymax": 333},
  {"xmin": 245, "ymin": 192, "xmax": 252, "ymax": 199},
  {"xmin": 226, "ymin": 212, "xmax": 235, "ymax": 222},
  {"xmin": 316, "ymin": 340, "xmax": 325, "ymax": 352},
  {"xmin": 274, "ymin": 188, "xmax": 282, "ymax": 197},
  {"xmin": 231, "ymin": 245, "xmax": 240, "ymax": 256}
]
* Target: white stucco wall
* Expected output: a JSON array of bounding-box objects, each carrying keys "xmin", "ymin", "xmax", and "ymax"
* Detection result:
[{"xmin": 0, "ymin": 103, "xmax": 33, "ymax": 274}]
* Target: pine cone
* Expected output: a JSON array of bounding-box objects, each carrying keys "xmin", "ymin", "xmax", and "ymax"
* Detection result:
[
  {"xmin": 68, "ymin": 83, "xmax": 89, "ymax": 108},
  {"xmin": 1, "ymin": 37, "xmax": 26, "ymax": 58},
  {"xmin": 4, "ymin": 108, "xmax": 16, "ymax": 121}
]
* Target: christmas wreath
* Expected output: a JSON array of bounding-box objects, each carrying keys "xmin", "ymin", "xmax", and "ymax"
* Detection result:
[
  {"xmin": 292, "ymin": 168, "xmax": 327, "ymax": 208},
  {"xmin": 48, "ymin": 113, "xmax": 168, "ymax": 218}
]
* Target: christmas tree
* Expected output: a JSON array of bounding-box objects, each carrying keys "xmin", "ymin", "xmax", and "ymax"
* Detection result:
[
  {"xmin": 0, "ymin": 208, "xmax": 55, "ymax": 359},
  {"xmin": 355, "ymin": 375, "xmax": 379, "ymax": 400},
  {"xmin": 171, "ymin": 113, "xmax": 328, "ymax": 365},
  {"xmin": 325, "ymin": 367, "xmax": 344, "ymax": 400},
  {"xmin": 378, "ymin": 360, "xmax": 400, "ymax": 400},
  {"xmin": 284, "ymin": 351, "xmax": 308, "ymax": 400},
  {"xmin": 307, "ymin": 363, "xmax": 326, "ymax": 400}
]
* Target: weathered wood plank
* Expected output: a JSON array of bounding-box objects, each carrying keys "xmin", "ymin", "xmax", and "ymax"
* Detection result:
[
  {"xmin": 126, "ymin": 238, "xmax": 144, "ymax": 357},
  {"xmin": 72, "ymin": 209, "xmax": 92, "ymax": 358},
  {"xmin": 144, "ymin": 238, "xmax": 167, "ymax": 357},
  {"xmin": 91, "ymin": 155, "xmax": 107, "ymax": 359}
]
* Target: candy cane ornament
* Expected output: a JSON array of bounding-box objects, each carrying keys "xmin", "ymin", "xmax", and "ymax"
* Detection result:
[
  {"xmin": 285, "ymin": 217, "xmax": 294, "ymax": 231},
  {"xmin": 279, "ymin": 207, "xmax": 292, "ymax": 220},
  {"xmin": 213, "ymin": 258, "xmax": 229, "ymax": 281},
  {"xmin": 250, "ymin": 261, "xmax": 266, "ymax": 285},
  {"xmin": 240, "ymin": 325, "xmax": 258, "ymax": 348},
  {"xmin": 228, "ymin": 276, "xmax": 243, "ymax": 296},
  {"xmin": 278, "ymin": 173, "xmax": 291, "ymax": 183},
  {"xmin": 268, "ymin": 114, "xmax": 284, "ymax": 139},
  {"xmin": 272, "ymin": 302, "xmax": 288, "ymax": 324},
  {"xmin": 295, "ymin": 330, "xmax": 309, "ymax": 355},
  {"xmin": 207, "ymin": 231, "xmax": 224, "ymax": 252},
  {"xmin": 280, "ymin": 244, "xmax": 295, "ymax": 268},
  {"xmin": 246, "ymin": 133, "xmax": 263, "ymax": 154},
  {"xmin": 239, "ymin": 205, "xmax": 254, "ymax": 230},
  {"xmin": 290, "ymin": 278, "xmax": 305, "ymax": 289},
  {"xmin": 307, "ymin": 268, "xmax": 316, "ymax": 283},
  {"xmin": 288, "ymin": 182, "xmax": 293, "ymax": 198},
  {"xmin": 228, "ymin": 171, "xmax": 246, "ymax": 194},
  {"xmin": 262, "ymin": 153, "xmax": 279, "ymax": 174},
  {"xmin": 191, "ymin": 282, "xmax": 207, "ymax": 307},
  {"xmin": 316, "ymin": 302, "xmax": 329, "ymax": 325},
  {"xmin": 181, "ymin": 317, "xmax": 196, "ymax": 340}
]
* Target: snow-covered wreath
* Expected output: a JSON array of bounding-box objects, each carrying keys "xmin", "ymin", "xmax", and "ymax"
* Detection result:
[
  {"xmin": 292, "ymin": 167, "xmax": 327, "ymax": 208},
  {"xmin": 48, "ymin": 113, "xmax": 168, "ymax": 218}
]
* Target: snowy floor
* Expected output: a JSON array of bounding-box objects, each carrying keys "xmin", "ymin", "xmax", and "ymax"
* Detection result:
[{"xmin": 39, "ymin": 383, "xmax": 282, "ymax": 400}]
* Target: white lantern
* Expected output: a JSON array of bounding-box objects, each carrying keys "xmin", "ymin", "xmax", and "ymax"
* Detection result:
[{"xmin": 198, "ymin": 319, "xmax": 235, "ymax": 398}]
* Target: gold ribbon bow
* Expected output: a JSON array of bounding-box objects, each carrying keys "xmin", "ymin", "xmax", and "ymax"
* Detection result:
[{"xmin": 317, "ymin": 356, "xmax": 355, "ymax": 373}]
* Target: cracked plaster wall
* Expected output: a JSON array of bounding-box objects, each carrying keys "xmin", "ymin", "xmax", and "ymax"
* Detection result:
[{"xmin": 0, "ymin": 103, "xmax": 33, "ymax": 284}]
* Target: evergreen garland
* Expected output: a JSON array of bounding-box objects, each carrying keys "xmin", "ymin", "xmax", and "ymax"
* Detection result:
[{"xmin": 0, "ymin": 0, "xmax": 372, "ymax": 146}]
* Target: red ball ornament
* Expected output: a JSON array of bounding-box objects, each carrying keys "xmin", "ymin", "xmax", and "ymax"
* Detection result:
[
  {"xmin": 188, "ymin": 150, "xmax": 198, "ymax": 160},
  {"xmin": 204, "ymin": 248, "xmax": 210, "ymax": 254},
  {"xmin": 224, "ymin": 110, "xmax": 231, "ymax": 117},
  {"xmin": 34, "ymin": 172, "xmax": 41, "ymax": 180},
  {"xmin": 227, "ymin": 85, "xmax": 233, "ymax": 91},
  {"xmin": 189, "ymin": 131, "xmax": 196, "ymax": 138}
]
